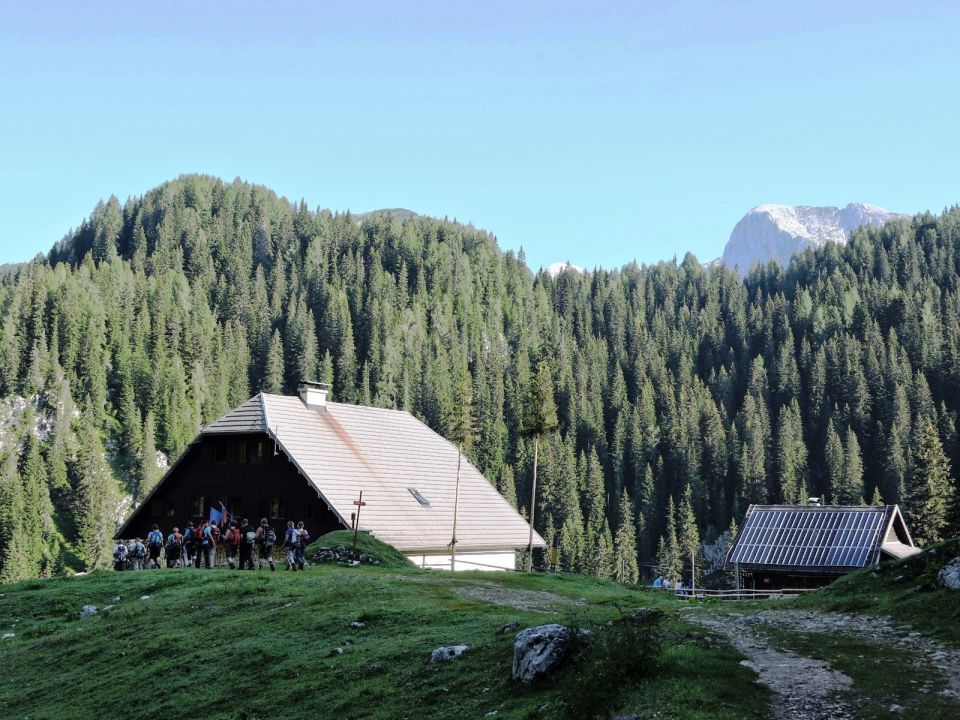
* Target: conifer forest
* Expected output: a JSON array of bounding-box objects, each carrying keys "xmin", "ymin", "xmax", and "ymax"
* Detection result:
[{"xmin": 1, "ymin": 175, "xmax": 958, "ymax": 582}]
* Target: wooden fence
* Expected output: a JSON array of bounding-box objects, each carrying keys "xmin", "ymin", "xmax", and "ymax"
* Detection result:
[{"xmin": 669, "ymin": 587, "xmax": 817, "ymax": 601}]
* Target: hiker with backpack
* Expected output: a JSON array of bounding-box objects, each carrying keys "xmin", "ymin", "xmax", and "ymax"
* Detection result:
[
  {"xmin": 129, "ymin": 537, "xmax": 147, "ymax": 570},
  {"xmin": 283, "ymin": 520, "xmax": 300, "ymax": 571},
  {"xmin": 182, "ymin": 521, "xmax": 197, "ymax": 568},
  {"xmin": 223, "ymin": 521, "xmax": 242, "ymax": 569},
  {"xmin": 239, "ymin": 518, "xmax": 256, "ymax": 570},
  {"xmin": 201, "ymin": 520, "xmax": 220, "ymax": 568},
  {"xmin": 255, "ymin": 518, "xmax": 276, "ymax": 571},
  {"xmin": 113, "ymin": 541, "xmax": 129, "ymax": 571},
  {"xmin": 165, "ymin": 526, "xmax": 183, "ymax": 568},
  {"xmin": 146, "ymin": 524, "xmax": 164, "ymax": 569},
  {"xmin": 295, "ymin": 521, "xmax": 310, "ymax": 570}
]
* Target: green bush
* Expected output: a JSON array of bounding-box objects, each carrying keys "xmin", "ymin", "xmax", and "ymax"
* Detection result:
[{"xmin": 557, "ymin": 608, "xmax": 664, "ymax": 719}]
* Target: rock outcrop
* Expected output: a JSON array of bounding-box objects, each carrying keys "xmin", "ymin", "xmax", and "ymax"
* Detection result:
[
  {"xmin": 512, "ymin": 624, "xmax": 573, "ymax": 683},
  {"xmin": 938, "ymin": 557, "xmax": 960, "ymax": 590},
  {"xmin": 430, "ymin": 645, "xmax": 469, "ymax": 663},
  {"xmin": 720, "ymin": 203, "xmax": 905, "ymax": 274}
]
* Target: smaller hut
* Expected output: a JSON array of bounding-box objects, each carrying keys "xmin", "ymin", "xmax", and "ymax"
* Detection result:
[{"xmin": 724, "ymin": 502, "xmax": 920, "ymax": 589}]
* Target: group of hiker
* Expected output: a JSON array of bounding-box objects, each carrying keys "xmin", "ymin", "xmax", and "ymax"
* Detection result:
[{"xmin": 113, "ymin": 518, "xmax": 311, "ymax": 572}]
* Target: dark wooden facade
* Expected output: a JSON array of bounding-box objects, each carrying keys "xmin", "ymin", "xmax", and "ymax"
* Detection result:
[{"xmin": 119, "ymin": 432, "xmax": 346, "ymax": 540}]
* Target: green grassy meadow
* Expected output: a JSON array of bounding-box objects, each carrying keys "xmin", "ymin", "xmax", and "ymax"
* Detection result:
[{"xmin": 0, "ymin": 559, "xmax": 766, "ymax": 720}]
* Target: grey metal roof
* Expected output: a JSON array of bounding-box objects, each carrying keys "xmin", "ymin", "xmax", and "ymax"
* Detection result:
[
  {"xmin": 201, "ymin": 393, "xmax": 544, "ymax": 554},
  {"xmin": 201, "ymin": 394, "xmax": 267, "ymax": 434},
  {"xmin": 724, "ymin": 504, "xmax": 917, "ymax": 572}
]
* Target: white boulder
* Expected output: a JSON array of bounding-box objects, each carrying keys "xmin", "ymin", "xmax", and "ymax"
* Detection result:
[
  {"xmin": 512, "ymin": 624, "xmax": 573, "ymax": 683},
  {"xmin": 938, "ymin": 557, "xmax": 960, "ymax": 590},
  {"xmin": 430, "ymin": 644, "xmax": 470, "ymax": 663}
]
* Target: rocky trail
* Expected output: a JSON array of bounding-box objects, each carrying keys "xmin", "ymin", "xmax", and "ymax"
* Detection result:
[{"xmin": 684, "ymin": 608, "xmax": 960, "ymax": 720}]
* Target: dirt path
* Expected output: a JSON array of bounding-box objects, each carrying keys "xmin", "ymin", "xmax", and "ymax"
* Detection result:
[
  {"xmin": 454, "ymin": 582, "xmax": 588, "ymax": 613},
  {"xmin": 685, "ymin": 608, "xmax": 960, "ymax": 719},
  {"xmin": 685, "ymin": 612, "xmax": 853, "ymax": 720}
]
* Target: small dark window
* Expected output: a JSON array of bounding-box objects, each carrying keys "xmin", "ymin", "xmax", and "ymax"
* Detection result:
[
  {"xmin": 238, "ymin": 441, "xmax": 248, "ymax": 463},
  {"xmin": 213, "ymin": 442, "xmax": 228, "ymax": 464},
  {"xmin": 408, "ymin": 488, "xmax": 430, "ymax": 507},
  {"xmin": 191, "ymin": 497, "xmax": 205, "ymax": 518},
  {"xmin": 270, "ymin": 497, "xmax": 290, "ymax": 519},
  {"xmin": 165, "ymin": 501, "xmax": 176, "ymax": 517},
  {"xmin": 250, "ymin": 441, "xmax": 265, "ymax": 464}
]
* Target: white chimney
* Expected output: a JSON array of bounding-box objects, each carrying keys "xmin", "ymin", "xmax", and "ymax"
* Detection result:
[{"xmin": 299, "ymin": 381, "xmax": 330, "ymax": 411}]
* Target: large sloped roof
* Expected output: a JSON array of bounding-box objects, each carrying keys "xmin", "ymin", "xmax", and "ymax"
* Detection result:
[
  {"xmin": 200, "ymin": 393, "xmax": 544, "ymax": 554},
  {"xmin": 724, "ymin": 504, "xmax": 919, "ymax": 573}
]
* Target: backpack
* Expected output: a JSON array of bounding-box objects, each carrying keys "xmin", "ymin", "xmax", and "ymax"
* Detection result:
[
  {"xmin": 226, "ymin": 528, "xmax": 241, "ymax": 546},
  {"xmin": 299, "ymin": 528, "xmax": 310, "ymax": 545},
  {"xmin": 288, "ymin": 528, "xmax": 300, "ymax": 547},
  {"xmin": 183, "ymin": 528, "xmax": 194, "ymax": 544},
  {"xmin": 131, "ymin": 542, "xmax": 146, "ymax": 559},
  {"xmin": 262, "ymin": 526, "xmax": 276, "ymax": 547},
  {"xmin": 147, "ymin": 530, "xmax": 163, "ymax": 548},
  {"xmin": 244, "ymin": 529, "xmax": 256, "ymax": 546},
  {"xmin": 202, "ymin": 525, "xmax": 212, "ymax": 546}
]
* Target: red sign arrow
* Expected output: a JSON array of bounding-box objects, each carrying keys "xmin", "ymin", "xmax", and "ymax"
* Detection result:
[{"xmin": 353, "ymin": 500, "xmax": 367, "ymax": 507}]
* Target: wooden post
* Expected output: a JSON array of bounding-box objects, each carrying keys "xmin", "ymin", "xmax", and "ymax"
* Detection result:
[
  {"xmin": 691, "ymin": 549, "xmax": 696, "ymax": 596},
  {"xmin": 351, "ymin": 492, "xmax": 366, "ymax": 562},
  {"xmin": 526, "ymin": 435, "xmax": 539, "ymax": 573},
  {"xmin": 735, "ymin": 561, "xmax": 740, "ymax": 598},
  {"xmin": 450, "ymin": 442, "xmax": 463, "ymax": 572}
]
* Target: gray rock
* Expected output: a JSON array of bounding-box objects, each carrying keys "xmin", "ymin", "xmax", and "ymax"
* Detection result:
[
  {"xmin": 888, "ymin": 704, "xmax": 905, "ymax": 714},
  {"xmin": 350, "ymin": 621, "xmax": 366, "ymax": 629},
  {"xmin": 79, "ymin": 604, "xmax": 98, "ymax": 619},
  {"xmin": 2, "ymin": 632, "xmax": 14, "ymax": 640},
  {"xmin": 937, "ymin": 557, "xmax": 960, "ymax": 590},
  {"xmin": 112, "ymin": 596, "xmax": 121, "ymax": 603},
  {"xmin": 430, "ymin": 644, "xmax": 470, "ymax": 663},
  {"xmin": 139, "ymin": 595, "xmax": 151, "ymax": 601},
  {"xmin": 512, "ymin": 624, "xmax": 574, "ymax": 683},
  {"xmin": 720, "ymin": 203, "xmax": 904, "ymax": 275}
]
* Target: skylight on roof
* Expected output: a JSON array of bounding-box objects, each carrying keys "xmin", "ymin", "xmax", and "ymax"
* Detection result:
[{"xmin": 408, "ymin": 488, "xmax": 430, "ymax": 507}]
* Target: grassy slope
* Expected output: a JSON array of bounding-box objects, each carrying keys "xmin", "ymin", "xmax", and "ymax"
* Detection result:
[
  {"xmin": 0, "ymin": 565, "xmax": 765, "ymax": 720},
  {"xmin": 306, "ymin": 530, "xmax": 415, "ymax": 568},
  {"xmin": 791, "ymin": 537, "xmax": 960, "ymax": 645}
]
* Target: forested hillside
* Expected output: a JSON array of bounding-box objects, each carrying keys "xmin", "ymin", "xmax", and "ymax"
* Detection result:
[{"xmin": 1, "ymin": 175, "xmax": 958, "ymax": 582}]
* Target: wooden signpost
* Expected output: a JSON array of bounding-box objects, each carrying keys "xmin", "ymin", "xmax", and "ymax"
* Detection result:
[{"xmin": 351, "ymin": 491, "xmax": 366, "ymax": 563}]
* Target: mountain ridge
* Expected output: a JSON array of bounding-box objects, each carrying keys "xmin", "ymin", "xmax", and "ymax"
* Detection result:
[{"xmin": 720, "ymin": 202, "xmax": 907, "ymax": 273}]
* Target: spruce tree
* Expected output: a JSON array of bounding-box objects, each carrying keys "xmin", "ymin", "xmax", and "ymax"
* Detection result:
[
  {"xmin": 0, "ymin": 451, "xmax": 31, "ymax": 582},
  {"xmin": 824, "ymin": 420, "xmax": 844, "ymax": 503},
  {"xmin": 612, "ymin": 489, "xmax": 639, "ymax": 585},
  {"xmin": 263, "ymin": 329, "xmax": 285, "ymax": 394},
  {"xmin": 138, "ymin": 411, "xmax": 161, "ymax": 500},
  {"xmin": 904, "ymin": 420, "xmax": 954, "ymax": 546},
  {"xmin": 677, "ymin": 484, "xmax": 700, "ymax": 584},
  {"xmin": 70, "ymin": 402, "xmax": 117, "ymax": 570}
]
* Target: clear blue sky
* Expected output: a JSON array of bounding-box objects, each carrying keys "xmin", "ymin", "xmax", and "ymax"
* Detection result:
[{"xmin": 1, "ymin": 1, "xmax": 958, "ymax": 270}]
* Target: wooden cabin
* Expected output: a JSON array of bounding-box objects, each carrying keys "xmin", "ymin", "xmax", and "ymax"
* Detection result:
[
  {"xmin": 117, "ymin": 382, "xmax": 544, "ymax": 570},
  {"xmin": 724, "ymin": 503, "xmax": 920, "ymax": 589}
]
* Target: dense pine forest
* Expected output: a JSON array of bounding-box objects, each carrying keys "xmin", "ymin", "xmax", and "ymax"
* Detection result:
[{"xmin": 0, "ymin": 175, "xmax": 958, "ymax": 582}]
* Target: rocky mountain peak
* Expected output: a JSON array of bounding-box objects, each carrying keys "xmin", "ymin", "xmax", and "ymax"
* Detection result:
[{"xmin": 720, "ymin": 203, "xmax": 906, "ymax": 274}]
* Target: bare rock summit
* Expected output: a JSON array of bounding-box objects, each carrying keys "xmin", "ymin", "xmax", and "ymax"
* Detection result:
[{"xmin": 721, "ymin": 203, "xmax": 905, "ymax": 274}]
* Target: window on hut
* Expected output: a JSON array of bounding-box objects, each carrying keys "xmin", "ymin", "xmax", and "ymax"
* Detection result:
[
  {"xmin": 269, "ymin": 497, "xmax": 290, "ymax": 519},
  {"xmin": 408, "ymin": 488, "xmax": 430, "ymax": 506},
  {"xmin": 213, "ymin": 442, "xmax": 228, "ymax": 464},
  {"xmin": 191, "ymin": 497, "xmax": 205, "ymax": 518}
]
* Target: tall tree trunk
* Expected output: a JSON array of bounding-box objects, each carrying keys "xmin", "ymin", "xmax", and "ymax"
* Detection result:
[{"xmin": 527, "ymin": 435, "xmax": 539, "ymax": 572}]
